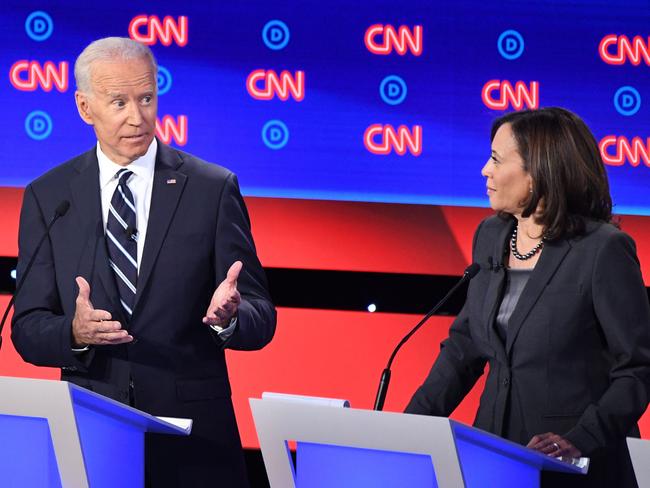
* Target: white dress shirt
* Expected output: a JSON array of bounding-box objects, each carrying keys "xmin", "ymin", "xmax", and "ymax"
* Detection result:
[{"xmin": 97, "ymin": 139, "xmax": 156, "ymax": 270}]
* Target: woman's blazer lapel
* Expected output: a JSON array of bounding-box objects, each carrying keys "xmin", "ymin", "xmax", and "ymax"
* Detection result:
[
  {"xmin": 505, "ymin": 238, "xmax": 572, "ymax": 356},
  {"xmin": 481, "ymin": 219, "xmax": 512, "ymax": 359}
]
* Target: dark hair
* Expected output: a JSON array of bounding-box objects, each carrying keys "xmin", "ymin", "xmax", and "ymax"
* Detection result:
[{"xmin": 491, "ymin": 107, "xmax": 614, "ymax": 240}]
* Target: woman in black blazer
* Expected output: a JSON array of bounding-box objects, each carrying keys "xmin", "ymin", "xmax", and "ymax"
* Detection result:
[{"xmin": 406, "ymin": 107, "xmax": 650, "ymax": 487}]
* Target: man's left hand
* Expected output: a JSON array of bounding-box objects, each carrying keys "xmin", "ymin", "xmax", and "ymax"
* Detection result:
[
  {"xmin": 527, "ymin": 432, "xmax": 582, "ymax": 458},
  {"xmin": 203, "ymin": 261, "xmax": 242, "ymax": 327}
]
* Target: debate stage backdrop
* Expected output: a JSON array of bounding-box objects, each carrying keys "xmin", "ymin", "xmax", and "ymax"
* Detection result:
[{"xmin": 1, "ymin": 0, "xmax": 650, "ymax": 449}]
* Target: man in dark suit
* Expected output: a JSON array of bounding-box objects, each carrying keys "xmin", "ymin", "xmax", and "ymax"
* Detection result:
[{"xmin": 11, "ymin": 37, "xmax": 276, "ymax": 487}]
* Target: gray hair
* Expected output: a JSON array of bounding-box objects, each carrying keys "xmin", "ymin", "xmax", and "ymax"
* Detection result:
[{"xmin": 74, "ymin": 37, "xmax": 158, "ymax": 94}]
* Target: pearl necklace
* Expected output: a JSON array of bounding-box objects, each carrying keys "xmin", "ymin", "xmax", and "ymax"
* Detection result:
[{"xmin": 510, "ymin": 226, "xmax": 545, "ymax": 260}]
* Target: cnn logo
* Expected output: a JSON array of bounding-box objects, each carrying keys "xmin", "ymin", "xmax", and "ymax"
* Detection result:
[
  {"xmin": 156, "ymin": 115, "xmax": 187, "ymax": 146},
  {"xmin": 599, "ymin": 35, "xmax": 650, "ymax": 66},
  {"xmin": 364, "ymin": 124, "xmax": 422, "ymax": 156},
  {"xmin": 9, "ymin": 61, "xmax": 68, "ymax": 92},
  {"xmin": 129, "ymin": 15, "xmax": 188, "ymax": 47},
  {"xmin": 600, "ymin": 136, "xmax": 650, "ymax": 167},
  {"xmin": 481, "ymin": 80, "xmax": 539, "ymax": 110},
  {"xmin": 246, "ymin": 70, "xmax": 305, "ymax": 101},
  {"xmin": 365, "ymin": 25, "xmax": 423, "ymax": 56}
]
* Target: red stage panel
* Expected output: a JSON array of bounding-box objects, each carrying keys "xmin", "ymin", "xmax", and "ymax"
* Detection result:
[
  {"xmin": 3, "ymin": 188, "xmax": 650, "ymax": 281},
  {"xmin": 2, "ymin": 301, "xmax": 650, "ymax": 450},
  {"xmin": 0, "ymin": 296, "xmax": 58, "ymax": 380},
  {"xmin": 616, "ymin": 215, "xmax": 650, "ymax": 279},
  {"xmin": 0, "ymin": 187, "xmax": 22, "ymax": 257},
  {"xmin": 245, "ymin": 196, "xmax": 650, "ymax": 280},
  {"xmin": 228, "ymin": 307, "xmax": 650, "ymax": 448},
  {"xmin": 227, "ymin": 307, "xmax": 484, "ymax": 449},
  {"xmin": 245, "ymin": 197, "xmax": 470, "ymax": 275},
  {"xmin": 439, "ymin": 205, "xmax": 493, "ymax": 265}
]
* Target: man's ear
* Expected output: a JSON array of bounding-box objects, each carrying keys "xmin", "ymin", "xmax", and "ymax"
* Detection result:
[{"xmin": 75, "ymin": 91, "xmax": 94, "ymax": 126}]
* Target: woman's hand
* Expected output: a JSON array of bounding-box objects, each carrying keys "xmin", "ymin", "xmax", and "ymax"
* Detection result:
[{"xmin": 527, "ymin": 432, "xmax": 582, "ymax": 458}]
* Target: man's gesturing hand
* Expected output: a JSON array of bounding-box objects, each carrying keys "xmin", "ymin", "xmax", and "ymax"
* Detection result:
[
  {"xmin": 71, "ymin": 276, "xmax": 133, "ymax": 347},
  {"xmin": 203, "ymin": 261, "xmax": 242, "ymax": 328}
]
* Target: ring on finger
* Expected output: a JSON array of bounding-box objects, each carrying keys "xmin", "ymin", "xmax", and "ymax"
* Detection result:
[{"xmin": 552, "ymin": 442, "xmax": 560, "ymax": 451}]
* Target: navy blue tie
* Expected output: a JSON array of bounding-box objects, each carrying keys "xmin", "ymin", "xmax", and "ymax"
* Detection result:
[{"xmin": 106, "ymin": 168, "xmax": 138, "ymax": 318}]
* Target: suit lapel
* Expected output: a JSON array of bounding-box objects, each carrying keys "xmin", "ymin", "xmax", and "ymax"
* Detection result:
[
  {"xmin": 132, "ymin": 142, "xmax": 187, "ymax": 313},
  {"xmin": 482, "ymin": 219, "xmax": 514, "ymax": 358},
  {"xmin": 505, "ymin": 238, "xmax": 572, "ymax": 355},
  {"xmin": 69, "ymin": 149, "xmax": 124, "ymax": 320}
]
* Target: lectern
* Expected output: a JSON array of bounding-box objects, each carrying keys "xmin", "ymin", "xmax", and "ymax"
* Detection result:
[
  {"xmin": 250, "ymin": 396, "xmax": 587, "ymax": 487},
  {"xmin": 0, "ymin": 376, "xmax": 191, "ymax": 487},
  {"xmin": 627, "ymin": 437, "xmax": 649, "ymax": 487}
]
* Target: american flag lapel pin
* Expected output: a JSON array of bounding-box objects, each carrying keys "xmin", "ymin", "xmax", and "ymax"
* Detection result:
[{"xmin": 166, "ymin": 178, "xmax": 177, "ymax": 185}]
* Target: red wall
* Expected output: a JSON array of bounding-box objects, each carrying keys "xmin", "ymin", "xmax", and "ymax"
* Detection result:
[
  {"xmin": 2, "ymin": 187, "xmax": 650, "ymax": 447},
  {"xmin": 227, "ymin": 308, "xmax": 487, "ymax": 448}
]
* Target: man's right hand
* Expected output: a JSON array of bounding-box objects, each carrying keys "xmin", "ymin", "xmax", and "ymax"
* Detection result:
[{"xmin": 72, "ymin": 276, "xmax": 133, "ymax": 347}]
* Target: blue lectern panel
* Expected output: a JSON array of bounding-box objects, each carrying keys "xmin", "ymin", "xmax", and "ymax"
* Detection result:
[
  {"xmin": 296, "ymin": 441, "xmax": 437, "ymax": 488},
  {"xmin": 451, "ymin": 420, "xmax": 584, "ymax": 482},
  {"xmin": 0, "ymin": 414, "xmax": 62, "ymax": 488},
  {"xmin": 73, "ymin": 404, "xmax": 144, "ymax": 488},
  {"xmin": 455, "ymin": 436, "xmax": 538, "ymax": 487}
]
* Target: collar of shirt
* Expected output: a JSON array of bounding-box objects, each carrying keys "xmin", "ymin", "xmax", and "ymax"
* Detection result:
[{"xmin": 97, "ymin": 138, "xmax": 157, "ymax": 189}]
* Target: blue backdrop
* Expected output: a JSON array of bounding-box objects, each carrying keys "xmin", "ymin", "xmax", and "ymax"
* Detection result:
[{"xmin": 2, "ymin": 1, "xmax": 649, "ymax": 213}]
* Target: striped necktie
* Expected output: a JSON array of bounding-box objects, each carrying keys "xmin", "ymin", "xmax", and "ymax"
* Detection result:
[{"xmin": 106, "ymin": 168, "xmax": 138, "ymax": 318}]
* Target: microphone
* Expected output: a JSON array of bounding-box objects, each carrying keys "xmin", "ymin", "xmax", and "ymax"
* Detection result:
[
  {"xmin": 373, "ymin": 263, "xmax": 481, "ymax": 411},
  {"xmin": 124, "ymin": 225, "xmax": 138, "ymax": 242},
  {"xmin": 0, "ymin": 200, "xmax": 70, "ymax": 350}
]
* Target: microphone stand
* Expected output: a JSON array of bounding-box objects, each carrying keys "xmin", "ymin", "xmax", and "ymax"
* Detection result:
[
  {"xmin": 0, "ymin": 201, "xmax": 70, "ymax": 351},
  {"xmin": 373, "ymin": 263, "xmax": 480, "ymax": 411}
]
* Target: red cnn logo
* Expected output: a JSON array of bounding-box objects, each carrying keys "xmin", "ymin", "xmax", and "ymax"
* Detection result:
[
  {"xmin": 9, "ymin": 60, "xmax": 68, "ymax": 92},
  {"xmin": 364, "ymin": 24, "xmax": 423, "ymax": 56},
  {"xmin": 129, "ymin": 15, "xmax": 188, "ymax": 47},
  {"xmin": 364, "ymin": 124, "xmax": 422, "ymax": 156},
  {"xmin": 599, "ymin": 136, "xmax": 650, "ymax": 167},
  {"xmin": 156, "ymin": 115, "xmax": 188, "ymax": 146},
  {"xmin": 246, "ymin": 70, "xmax": 305, "ymax": 101},
  {"xmin": 481, "ymin": 80, "xmax": 539, "ymax": 110},
  {"xmin": 599, "ymin": 35, "xmax": 650, "ymax": 66}
]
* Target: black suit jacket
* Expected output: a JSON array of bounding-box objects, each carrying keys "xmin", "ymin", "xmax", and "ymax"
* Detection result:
[
  {"xmin": 12, "ymin": 141, "xmax": 276, "ymax": 487},
  {"xmin": 407, "ymin": 215, "xmax": 650, "ymax": 487}
]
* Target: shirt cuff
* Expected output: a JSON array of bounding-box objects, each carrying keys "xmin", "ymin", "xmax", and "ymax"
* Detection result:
[
  {"xmin": 210, "ymin": 316, "xmax": 237, "ymax": 340},
  {"xmin": 71, "ymin": 345, "xmax": 91, "ymax": 353}
]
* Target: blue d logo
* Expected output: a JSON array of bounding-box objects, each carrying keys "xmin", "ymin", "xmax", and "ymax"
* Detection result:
[
  {"xmin": 262, "ymin": 120, "xmax": 289, "ymax": 149},
  {"xmin": 157, "ymin": 65, "xmax": 173, "ymax": 95},
  {"xmin": 379, "ymin": 75, "xmax": 407, "ymax": 106},
  {"xmin": 262, "ymin": 20, "xmax": 290, "ymax": 50},
  {"xmin": 614, "ymin": 86, "xmax": 641, "ymax": 116},
  {"xmin": 497, "ymin": 30, "xmax": 524, "ymax": 60},
  {"xmin": 25, "ymin": 110, "xmax": 53, "ymax": 140},
  {"xmin": 25, "ymin": 11, "xmax": 54, "ymax": 42}
]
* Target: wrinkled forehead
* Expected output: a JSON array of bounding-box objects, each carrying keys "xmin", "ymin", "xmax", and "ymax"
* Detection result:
[{"xmin": 89, "ymin": 56, "xmax": 156, "ymax": 93}]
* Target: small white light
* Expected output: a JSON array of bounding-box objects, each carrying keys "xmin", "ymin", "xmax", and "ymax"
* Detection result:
[
  {"xmin": 10, "ymin": 269, "xmax": 17, "ymax": 280},
  {"xmin": 367, "ymin": 303, "xmax": 377, "ymax": 313}
]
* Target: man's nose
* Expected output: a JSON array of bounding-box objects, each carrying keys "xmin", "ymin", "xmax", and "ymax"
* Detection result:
[{"xmin": 127, "ymin": 103, "xmax": 143, "ymax": 126}]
